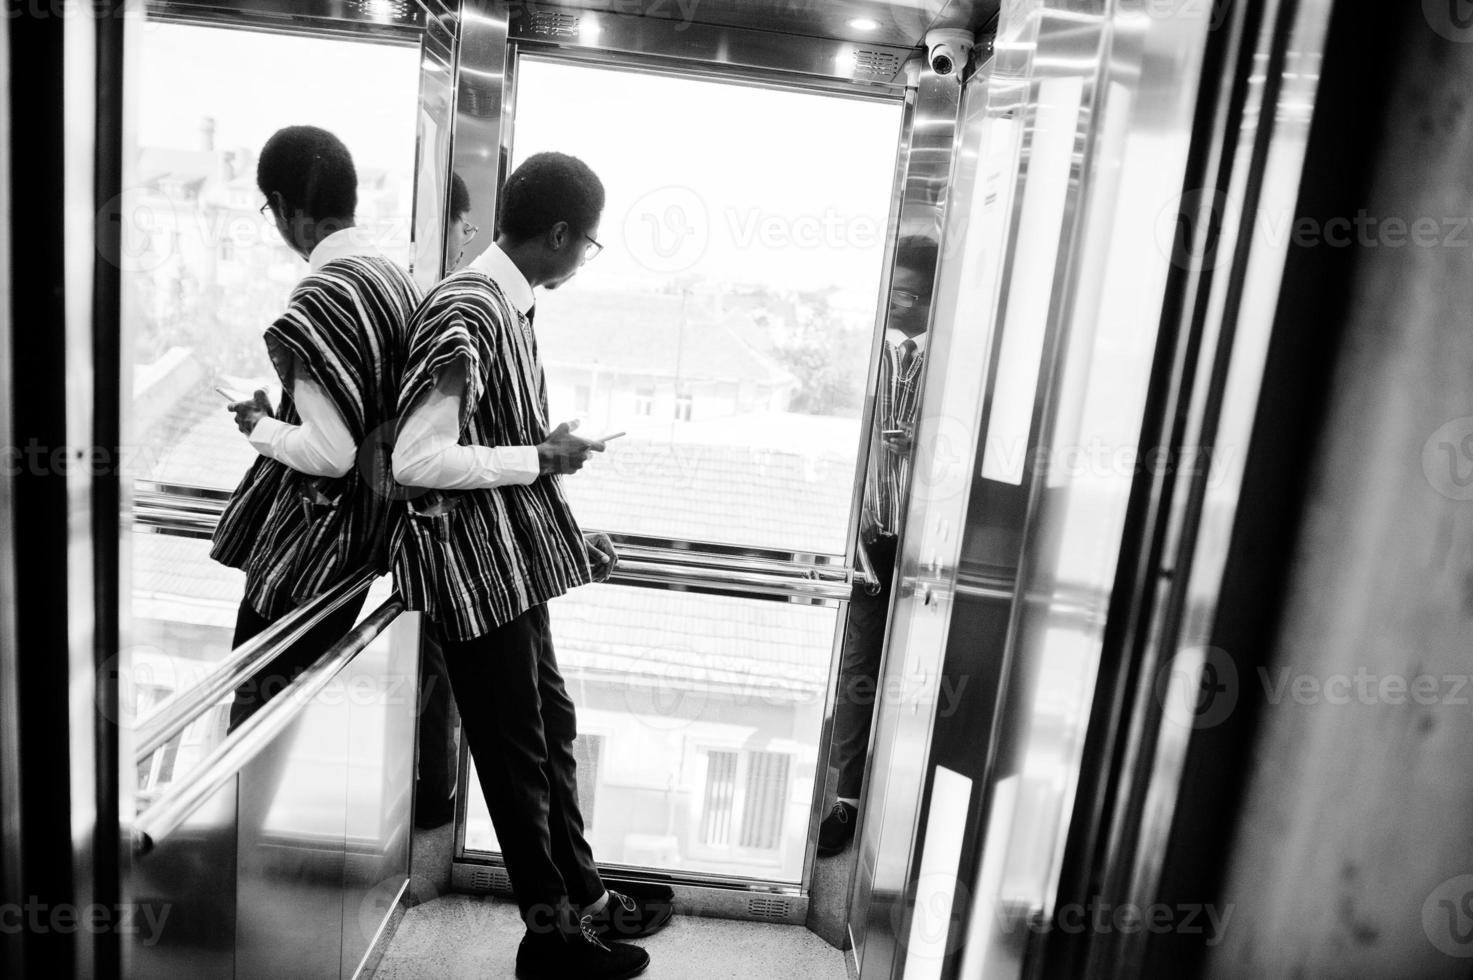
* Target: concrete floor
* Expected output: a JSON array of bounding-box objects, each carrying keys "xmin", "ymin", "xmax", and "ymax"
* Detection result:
[{"xmin": 370, "ymin": 892, "xmax": 850, "ymax": 980}]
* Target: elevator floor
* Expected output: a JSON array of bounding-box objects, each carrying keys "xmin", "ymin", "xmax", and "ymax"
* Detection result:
[{"xmin": 370, "ymin": 892, "xmax": 849, "ymax": 979}]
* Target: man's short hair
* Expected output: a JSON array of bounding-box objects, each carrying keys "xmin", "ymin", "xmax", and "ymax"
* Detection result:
[
  {"xmin": 896, "ymin": 234, "xmax": 940, "ymax": 276},
  {"xmin": 449, "ymin": 172, "xmax": 470, "ymax": 221},
  {"xmin": 497, "ymin": 152, "xmax": 604, "ymax": 243},
  {"xmin": 257, "ymin": 125, "xmax": 357, "ymax": 222}
]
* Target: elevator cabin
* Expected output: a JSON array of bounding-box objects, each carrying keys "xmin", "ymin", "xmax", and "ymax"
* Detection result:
[{"xmin": 10, "ymin": 0, "xmax": 1342, "ymax": 977}]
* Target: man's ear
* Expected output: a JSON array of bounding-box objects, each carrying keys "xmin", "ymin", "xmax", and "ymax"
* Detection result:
[{"xmin": 546, "ymin": 221, "xmax": 570, "ymax": 251}]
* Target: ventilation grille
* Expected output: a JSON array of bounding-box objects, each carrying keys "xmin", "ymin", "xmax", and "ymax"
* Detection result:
[
  {"xmin": 853, "ymin": 49, "xmax": 903, "ymax": 79},
  {"xmin": 747, "ymin": 896, "xmax": 794, "ymax": 920},
  {"xmin": 467, "ymin": 866, "xmax": 514, "ymax": 896},
  {"xmin": 526, "ymin": 10, "xmax": 581, "ymax": 38}
]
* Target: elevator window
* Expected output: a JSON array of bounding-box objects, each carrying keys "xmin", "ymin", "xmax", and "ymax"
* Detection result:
[{"xmin": 507, "ymin": 58, "xmax": 902, "ymax": 557}]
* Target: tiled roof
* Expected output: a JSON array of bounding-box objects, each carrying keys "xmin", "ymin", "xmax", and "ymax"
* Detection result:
[
  {"xmin": 550, "ymin": 584, "xmax": 836, "ymax": 697},
  {"xmin": 565, "ymin": 437, "xmax": 854, "ymax": 556},
  {"xmin": 534, "ymin": 289, "xmax": 793, "ymax": 387},
  {"xmin": 133, "ymin": 378, "xmax": 259, "ymax": 491}
]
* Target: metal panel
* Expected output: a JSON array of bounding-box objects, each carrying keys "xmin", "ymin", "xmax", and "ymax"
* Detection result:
[
  {"xmin": 841, "ymin": 58, "xmax": 963, "ymax": 967},
  {"xmin": 1077, "ymin": 0, "xmax": 1339, "ymax": 974},
  {"xmin": 339, "ymin": 616, "xmax": 419, "ymax": 978},
  {"xmin": 409, "ymin": 3, "xmax": 460, "ymax": 287},
  {"xmin": 126, "ymin": 779, "xmax": 237, "ymax": 980},
  {"xmin": 0, "ymin": 8, "xmax": 19, "ymax": 976},
  {"xmin": 501, "ymin": 0, "xmax": 998, "ymax": 50},
  {"xmin": 509, "ymin": 6, "xmax": 917, "ymax": 90},
  {"xmin": 448, "ymin": 0, "xmax": 512, "ymax": 272},
  {"xmin": 234, "ymin": 696, "xmax": 351, "ymax": 979},
  {"xmin": 144, "ymin": 0, "xmax": 430, "ymax": 41},
  {"xmin": 850, "ymin": 0, "xmax": 1247, "ymax": 975}
]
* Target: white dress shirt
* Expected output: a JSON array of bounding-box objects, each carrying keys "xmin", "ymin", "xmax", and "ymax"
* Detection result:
[
  {"xmin": 245, "ymin": 228, "xmax": 380, "ymax": 478},
  {"xmin": 391, "ymin": 243, "xmax": 541, "ymax": 489}
]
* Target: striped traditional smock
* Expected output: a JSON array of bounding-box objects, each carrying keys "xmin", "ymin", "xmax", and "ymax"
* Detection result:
[
  {"xmin": 861, "ymin": 334, "xmax": 926, "ymax": 542},
  {"xmin": 211, "ymin": 245, "xmax": 419, "ymax": 618},
  {"xmin": 390, "ymin": 270, "xmax": 592, "ymax": 641}
]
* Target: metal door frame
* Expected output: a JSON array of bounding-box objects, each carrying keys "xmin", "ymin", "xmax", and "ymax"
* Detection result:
[{"xmin": 443, "ymin": 1, "xmax": 962, "ymax": 906}]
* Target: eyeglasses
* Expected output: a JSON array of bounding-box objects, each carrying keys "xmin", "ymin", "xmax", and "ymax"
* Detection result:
[
  {"xmin": 582, "ymin": 233, "xmax": 604, "ymax": 261},
  {"xmin": 258, "ymin": 200, "xmax": 272, "ymax": 218},
  {"xmin": 890, "ymin": 288, "xmax": 920, "ymax": 309}
]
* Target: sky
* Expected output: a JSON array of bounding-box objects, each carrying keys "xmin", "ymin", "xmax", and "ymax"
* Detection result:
[{"xmin": 134, "ymin": 23, "xmax": 901, "ymax": 294}]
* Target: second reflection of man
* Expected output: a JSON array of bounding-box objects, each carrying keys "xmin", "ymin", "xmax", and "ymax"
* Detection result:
[{"xmin": 821, "ymin": 234, "xmax": 938, "ymax": 857}]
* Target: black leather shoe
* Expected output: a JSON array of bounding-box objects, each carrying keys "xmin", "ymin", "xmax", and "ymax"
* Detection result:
[
  {"xmin": 586, "ymin": 887, "xmax": 674, "ymax": 940},
  {"xmin": 514, "ymin": 917, "xmax": 649, "ymax": 980},
  {"xmin": 604, "ymin": 880, "xmax": 675, "ymax": 906},
  {"xmin": 817, "ymin": 801, "xmax": 858, "ymax": 856},
  {"xmin": 413, "ymin": 793, "xmax": 454, "ymax": 830}
]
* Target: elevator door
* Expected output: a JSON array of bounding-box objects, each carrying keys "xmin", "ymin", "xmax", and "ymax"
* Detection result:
[{"xmin": 453, "ymin": 53, "xmax": 905, "ymax": 889}]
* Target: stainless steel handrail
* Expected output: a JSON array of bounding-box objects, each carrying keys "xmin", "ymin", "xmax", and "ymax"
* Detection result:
[
  {"xmin": 612, "ymin": 559, "xmax": 857, "ymax": 602},
  {"xmin": 132, "ymin": 595, "xmax": 405, "ymax": 854},
  {"xmin": 133, "ymin": 568, "xmax": 377, "ymax": 763},
  {"xmin": 131, "ymin": 483, "xmax": 882, "ymax": 596},
  {"xmin": 134, "ymin": 480, "xmax": 233, "ymax": 502},
  {"xmin": 613, "ymin": 541, "xmax": 851, "ymax": 580}
]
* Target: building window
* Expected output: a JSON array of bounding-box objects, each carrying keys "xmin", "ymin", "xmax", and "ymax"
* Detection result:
[
  {"xmin": 674, "ymin": 391, "xmax": 693, "ymax": 422},
  {"xmin": 700, "ymin": 749, "xmax": 790, "ymax": 851},
  {"xmin": 573, "ymin": 733, "xmax": 604, "ymax": 829},
  {"xmin": 635, "ymin": 387, "xmax": 655, "ymax": 416},
  {"xmin": 701, "ymin": 750, "xmax": 739, "ymax": 846},
  {"xmin": 739, "ymin": 751, "xmax": 790, "ymax": 850}
]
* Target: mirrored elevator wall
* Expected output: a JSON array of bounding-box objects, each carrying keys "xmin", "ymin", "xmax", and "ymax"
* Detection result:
[{"xmin": 848, "ymin": 0, "xmax": 1228, "ymax": 977}]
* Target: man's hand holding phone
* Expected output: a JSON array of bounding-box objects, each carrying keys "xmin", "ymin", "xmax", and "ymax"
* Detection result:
[
  {"xmin": 537, "ymin": 420, "xmax": 624, "ymax": 476},
  {"xmin": 221, "ymin": 387, "xmax": 274, "ymax": 436}
]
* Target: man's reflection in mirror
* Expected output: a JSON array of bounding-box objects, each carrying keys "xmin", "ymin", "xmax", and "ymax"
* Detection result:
[
  {"xmin": 444, "ymin": 172, "xmax": 477, "ymax": 273},
  {"xmin": 820, "ymin": 234, "xmax": 937, "ymax": 857},
  {"xmin": 415, "ymin": 171, "xmax": 480, "ymax": 829}
]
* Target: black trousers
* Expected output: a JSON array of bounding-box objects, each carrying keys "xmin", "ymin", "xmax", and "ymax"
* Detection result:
[
  {"xmin": 438, "ymin": 604, "xmax": 604, "ymax": 929},
  {"xmin": 415, "ymin": 631, "xmax": 457, "ymax": 810},
  {"xmin": 227, "ymin": 592, "xmax": 368, "ymax": 733},
  {"xmin": 832, "ymin": 533, "xmax": 899, "ymax": 800}
]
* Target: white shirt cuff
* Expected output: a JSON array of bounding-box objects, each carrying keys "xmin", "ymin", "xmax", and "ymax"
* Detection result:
[{"xmin": 247, "ymin": 414, "xmax": 288, "ymax": 455}]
